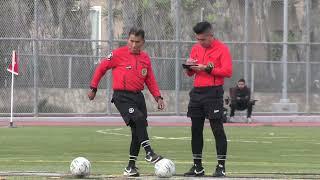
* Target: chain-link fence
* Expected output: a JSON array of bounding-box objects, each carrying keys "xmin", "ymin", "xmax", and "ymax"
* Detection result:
[{"xmin": 1, "ymin": 0, "xmax": 320, "ymax": 116}]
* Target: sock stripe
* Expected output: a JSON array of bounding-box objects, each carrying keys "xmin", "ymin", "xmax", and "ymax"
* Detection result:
[
  {"xmin": 141, "ymin": 140, "xmax": 149, "ymax": 145},
  {"xmin": 193, "ymin": 154, "xmax": 202, "ymax": 158},
  {"xmin": 217, "ymin": 155, "xmax": 227, "ymax": 160},
  {"xmin": 129, "ymin": 155, "xmax": 137, "ymax": 161},
  {"xmin": 141, "ymin": 140, "xmax": 150, "ymax": 148}
]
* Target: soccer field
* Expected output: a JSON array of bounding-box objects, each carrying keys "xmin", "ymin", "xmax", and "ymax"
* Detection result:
[{"xmin": 0, "ymin": 125, "xmax": 320, "ymax": 179}]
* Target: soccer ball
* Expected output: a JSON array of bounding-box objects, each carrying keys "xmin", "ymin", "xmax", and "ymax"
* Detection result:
[
  {"xmin": 154, "ymin": 158, "xmax": 175, "ymax": 178},
  {"xmin": 70, "ymin": 157, "xmax": 91, "ymax": 178}
]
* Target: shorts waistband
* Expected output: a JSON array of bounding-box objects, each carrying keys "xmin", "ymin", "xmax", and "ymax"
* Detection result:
[
  {"xmin": 193, "ymin": 85, "xmax": 222, "ymax": 90},
  {"xmin": 114, "ymin": 90, "xmax": 142, "ymax": 94}
]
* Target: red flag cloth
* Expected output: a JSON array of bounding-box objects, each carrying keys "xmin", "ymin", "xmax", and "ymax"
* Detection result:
[{"xmin": 7, "ymin": 50, "xmax": 19, "ymax": 75}]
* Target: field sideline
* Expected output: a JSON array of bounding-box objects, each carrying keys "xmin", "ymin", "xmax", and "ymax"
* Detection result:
[
  {"xmin": 1, "ymin": 116, "xmax": 320, "ymax": 179},
  {"xmin": 2, "ymin": 115, "xmax": 320, "ymax": 127}
]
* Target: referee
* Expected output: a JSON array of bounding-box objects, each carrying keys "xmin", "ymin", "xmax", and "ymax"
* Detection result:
[
  {"xmin": 88, "ymin": 27, "xmax": 165, "ymax": 177},
  {"xmin": 183, "ymin": 21, "xmax": 232, "ymax": 177}
]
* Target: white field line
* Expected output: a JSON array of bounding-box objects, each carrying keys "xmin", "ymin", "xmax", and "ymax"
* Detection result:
[
  {"xmin": 96, "ymin": 128, "xmax": 131, "ymax": 137},
  {"xmin": 96, "ymin": 128, "xmax": 320, "ymax": 145},
  {"xmin": 152, "ymin": 136, "xmax": 190, "ymax": 140},
  {"xmin": 229, "ymin": 140, "xmax": 272, "ymax": 144},
  {"xmin": 280, "ymin": 154, "xmax": 320, "ymax": 157},
  {"xmin": 96, "ymin": 128, "xmax": 272, "ymax": 144},
  {"xmin": 257, "ymin": 137, "xmax": 290, "ymax": 139}
]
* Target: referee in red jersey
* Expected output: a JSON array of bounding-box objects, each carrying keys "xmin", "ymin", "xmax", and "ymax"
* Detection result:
[
  {"xmin": 88, "ymin": 27, "xmax": 165, "ymax": 177},
  {"xmin": 183, "ymin": 21, "xmax": 232, "ymax": 177}
]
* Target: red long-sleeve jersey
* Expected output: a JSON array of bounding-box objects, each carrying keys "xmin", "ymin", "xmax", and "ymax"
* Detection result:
[
  {"xmin": 187, "ymin": 39, "xmax": 232, "ymax": 87},
  {"xmin": 90, "ymin": 46, "xmax": 161, "ymax": 99}
]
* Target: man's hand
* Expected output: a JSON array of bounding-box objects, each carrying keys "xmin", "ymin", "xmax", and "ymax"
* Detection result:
[
  {"xmin": 157, "ymin": 98, "xmax": 165, "ymax": 110},
  {"xmin": 88, "ymin": 91, "xmax": 96, "ymax": 100},
  {"xmin": 184, "ymin": 68, "xmax": 192, "ymax": 74},
  {"xmin": 190, "ymin": 64, "xmax": 206, "ymax": 71},
  {"xmin": 186, "ymin": 58, "xmax": 198, "ymax": 65}
]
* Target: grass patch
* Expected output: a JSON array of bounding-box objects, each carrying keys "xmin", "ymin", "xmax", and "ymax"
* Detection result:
[{"xmin": 0, "ymin": 126, "xmax": 320, "ymax": 178}]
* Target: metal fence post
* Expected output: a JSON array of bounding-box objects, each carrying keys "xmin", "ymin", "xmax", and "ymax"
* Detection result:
[
  {"xmin": 106, "ymin": 0, "xmax": 113, "ymax": 115},
  {"xmin": 200, "ymin": 7, "xmax": 204, "ymax": 21},
  {"xmin": 243, "ymin": 0, "xmax": 249, "ymax": 84},
  {"xmin": 175, "ymin": 0, "xmax": 181, "ymax": 115},
  {"xmin": 272, "ymin": 0, "xmax": 298, "ymax": 113},
  {"xmin": 281, "ymin": 0, "xmax": 288, "ymax": 102},
  {"xmin": 33, "ymin": 0, "xmax": 39, "ymax": 116},
  {"xmin": 251, "ymin": 62, "xmax": 255, "ymax": 98},
  {"xmin": 68, "ymin": 57, "xmax": 72, "ymax": 89},
  {"xmin": 305, "ymin": 0, "xmax": 311, "ymax": 113}
]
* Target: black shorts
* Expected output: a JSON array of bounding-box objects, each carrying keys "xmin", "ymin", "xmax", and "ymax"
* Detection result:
[
  {"xmin": 112, "ymin": 90, "xmax": 148, "ymax": 126},
  {"xmin": 187, "ymin": 86, "xmax": 224, "ymax": 120},
  {"xmin": 231, "ymin": 100, "xmax": 249, "ymax": 110}
]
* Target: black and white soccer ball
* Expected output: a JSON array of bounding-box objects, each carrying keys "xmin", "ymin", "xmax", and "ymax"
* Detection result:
[
  {"xmin": 154, "ymin": 158, "xmax": 176, "ymax": 178},
  {"xmin": 70, "ymin": 157, "xmax": 91, "ymax": 178}
]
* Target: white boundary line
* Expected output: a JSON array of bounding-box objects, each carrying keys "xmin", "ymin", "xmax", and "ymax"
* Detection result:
[
  {"xmin": 96, "ymin": 128, "xmax": 320, "ymax": 144},
  {"xmin": 96, "ymin": 128, "xmax": 273, "ymax": 144}
]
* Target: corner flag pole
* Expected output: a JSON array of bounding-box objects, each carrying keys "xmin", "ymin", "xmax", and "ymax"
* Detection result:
[
  {"xmin": 9, "ymin": 51, "xmax": 15, "ymax": 127},
  {"xmin": 7, "ymin": 50, "xmax": 19, "ymax": 128},
  {"xmin": 9, "ymin": 54, "xmax": 14, "ymax": 127}
]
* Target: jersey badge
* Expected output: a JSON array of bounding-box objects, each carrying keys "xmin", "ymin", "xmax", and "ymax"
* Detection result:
[
  {"xmin": 141, "ymin": 68, "xmax": 147, "ymax": 76},
  {"xmin": 129, "ymin": 108, "xmax": 134, "ymax": 114},
  {"xmin": 107, "ymin": 52, "xmax": 113, "ymax": 60}
]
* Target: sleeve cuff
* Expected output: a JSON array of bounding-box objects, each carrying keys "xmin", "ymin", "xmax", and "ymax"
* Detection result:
[
  {"xmin": 90, "ymin": 86, "xmax": 97, "ymax": 93},
  {"xmin": 155, "ymin": 96, "xmax": 163, "ymax": 102}
]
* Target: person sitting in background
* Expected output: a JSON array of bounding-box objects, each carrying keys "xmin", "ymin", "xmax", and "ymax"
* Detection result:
[{"xmin": 229, "ymin": 78, "xmax": 255, "ymax": 123}]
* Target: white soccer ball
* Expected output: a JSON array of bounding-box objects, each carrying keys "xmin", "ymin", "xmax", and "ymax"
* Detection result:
[
  {"xmin": 154, "ymin": 158, "xmax": 176, "ymax": 178},
  {"xmin": 70, "ymin": 157, "xmax": 91, "ymax": 178}
]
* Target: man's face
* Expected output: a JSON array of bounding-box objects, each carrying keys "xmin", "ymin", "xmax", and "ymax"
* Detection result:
[
  {"xmin": 127, "ymin": 34, "xmax": 144, "ymax": 54},
  {"xmin": 195, "ymin": 32, "xmax": 213, "ymax": 48},
  {"xmin": 237, "ymin": 81, "xmax": 245, "ymax": 89}
]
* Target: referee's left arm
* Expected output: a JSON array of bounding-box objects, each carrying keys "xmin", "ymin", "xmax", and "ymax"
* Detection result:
[{"xmin": 209, "ymin": 47, "xmax": 232, "ymax": 78}]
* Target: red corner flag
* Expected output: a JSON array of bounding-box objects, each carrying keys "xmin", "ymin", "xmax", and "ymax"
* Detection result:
[{"xmin": 7, "ymin": 50, "xmax": 19, "ymax": 75}]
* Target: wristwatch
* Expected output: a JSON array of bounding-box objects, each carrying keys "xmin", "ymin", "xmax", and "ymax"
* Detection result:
[{"xmin": 204, "ymin": 62, "xmax": 214, "ymax": 74}]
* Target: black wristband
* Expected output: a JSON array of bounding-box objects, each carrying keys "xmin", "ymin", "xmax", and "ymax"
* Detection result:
[{"xmin": 90, "ymin": 86, "xmax": 97, "ymax": 93}]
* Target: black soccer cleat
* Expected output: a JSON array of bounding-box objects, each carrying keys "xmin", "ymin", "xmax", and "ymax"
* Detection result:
[
  {"xmin": 123, "ymin": 166, "xmax": 140, "ymax": 177},
  {"xmin": 213, "ymin": 164, "xmax": 226, "ymax": 177},
  {"xmin": 184, "ymin": 164, "xmax": 205, "ymax": 177},
  {"xmin": 145, "ymin": 151, "xmax": 163, "ymax": 164}
]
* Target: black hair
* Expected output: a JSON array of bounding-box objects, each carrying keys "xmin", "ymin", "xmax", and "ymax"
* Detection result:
[
  {"xmin": 238, "ymin": 78, "xmax": 246, "ymax": 83},
  {"xmin": 128, "ymin": 27, "xmax": 145, "ymax": 39},
  {"xmin": 193, "ymin": 21, "xmax": 212, "ymax": 34}
]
